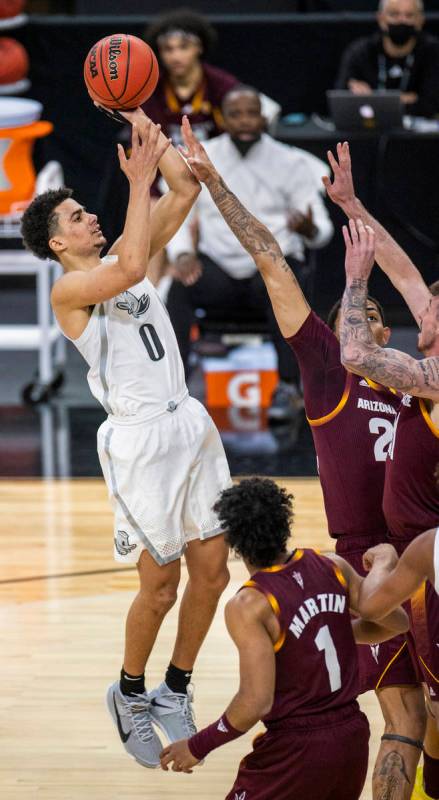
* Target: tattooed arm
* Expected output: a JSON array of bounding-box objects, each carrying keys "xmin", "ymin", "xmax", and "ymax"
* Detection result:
[
  {"xmin": 340, "ymin": 220, "xmax": 439, "ymax": 401},
  {"xmin": 178, "ymin": 116, "xmax": 310, "ymax": 338},
  {"xmin": 324, "ymin": 141, "xmax": 432, "ymax": 326}
]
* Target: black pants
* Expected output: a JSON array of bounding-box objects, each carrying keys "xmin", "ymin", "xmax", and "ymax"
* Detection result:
[{"xmin": 167, "ymin": 253, "xmax": 310, "ymax": 384}]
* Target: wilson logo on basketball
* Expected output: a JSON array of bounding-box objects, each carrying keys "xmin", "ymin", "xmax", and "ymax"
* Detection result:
[{"xmin": 108, "ymin": 36, "xmax": 123, "ymax": 81}]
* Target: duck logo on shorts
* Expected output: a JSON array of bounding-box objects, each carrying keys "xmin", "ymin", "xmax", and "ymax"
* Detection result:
[
  {"xmin": 116, "ymin": 291, "xmax": 150, "ymax": 318},
  {"xmin": 115, "ymin": 530, "xmax": 137, "ymax": 556}
]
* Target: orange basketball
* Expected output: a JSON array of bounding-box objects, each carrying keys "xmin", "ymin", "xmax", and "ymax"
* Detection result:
[
  {"xmin": 83, "ymin": 33, "xmax": 159, "ymax": 110},
  {"xmin": 0, "ymin": 0, "xmax": 25, "ymax": 18},
  {"xmin": 0, "ymin": 38, "xmax": 29, "ymax": 84}
]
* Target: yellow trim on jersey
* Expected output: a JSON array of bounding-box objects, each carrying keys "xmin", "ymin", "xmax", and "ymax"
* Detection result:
[
  {"xmin": 419, "ymin": 655, "xmax": 439, "ymax": 684},
  {"xmin": 240, "ymin": 581, "xmax": 285, "ymax": 653},
  {"xmin": 332, "ymin": 564, "xmax": 348, "ymax": 589},
  {"xmin": 260, "ymin": 550, "xmax": 303, "ymax": 572},
  {"xmin": 375, "ymin": 640, "xmax": 407, "ymax": 690},
  {"xmin": 364, "ymin": 377, "xmax": 398, "ymax": 396},
  {"xmin": 165, "ymin": 81, "xmax": 206, "ymax": 114},
  {"xmin": 419, "ymin": 399, "xmax": 439, "ymax": 439},
  {"xmin": 307, "ymin": 373, "xmax": 351, "ymax": 428}
]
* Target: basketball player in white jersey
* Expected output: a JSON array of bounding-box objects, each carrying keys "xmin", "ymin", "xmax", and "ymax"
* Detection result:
[
  {"xmin": 358, "ymin": 531, "xmax": 439, "ymax": 618},
  {"xmin": 21, "ymin": 111, "xmax": 232, "ymax": 768}
]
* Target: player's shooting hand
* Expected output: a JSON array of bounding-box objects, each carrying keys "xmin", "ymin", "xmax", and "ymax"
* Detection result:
[
  {"xmin": 179, "ymin": 115, "xmax": 220, "ymax": 184},
  {"xmin": 169, "ymin": 253, "xmax": 203, "ymax": 286},
  {"xmin": 117, "ymin": 118, "xmax": 171, "ymax": 186},
  {"xmin": 363, "ymin": 544, "xmax": 399, "ymax": 573},
  {"xmin": 288, "ymin": 205, "xmax": 317, "ymax": 239},
  {"xmin": 323, "ymin": 142, "xmax": 355, "ymax": 209},
  {"xmin": 343, "ymin": 218, "xmax": 375, "ymax": 282},
  {"xmin": 160, "ymin": 739, "xmax": 201, "ymax": 773}
]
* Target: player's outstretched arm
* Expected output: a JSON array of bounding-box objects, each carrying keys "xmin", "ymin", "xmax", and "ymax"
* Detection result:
[
  {"xmin": 324, "ymin": 141, "xmax": 431, "ymax": 326},
  {"xmin": 357, "ymin": 535, "xmax": 436, "ymax": 621},
  {"xmin": 340, "ymin": 219, "xmax": 439, "ymax": 401},
  {"xmin": 107, "ymin": 108, "xmax": 200, "ymax": 260},
  {"xmin": 330, "ymin": 554, "xmax": 409, "ymax": 644},
  {"xmin": 52, "ymin": 119, "xmax": 170, "ymax": 312},
  {"xmin": 159, "ymin": 590, "xmax": 276, "ymax": 774},
  {"xmin": 179, "ymin": 116, "xmax": 310, "ymax": 338}
]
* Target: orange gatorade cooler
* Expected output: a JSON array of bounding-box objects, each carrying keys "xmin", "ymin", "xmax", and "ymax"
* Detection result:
[
  {"xmin": 203, "ymin": 342, "xmax": 278, "ymax": 408},
  {"xmin": 0, "ymin": 98, "xmax": 53, "ymax": 213}
]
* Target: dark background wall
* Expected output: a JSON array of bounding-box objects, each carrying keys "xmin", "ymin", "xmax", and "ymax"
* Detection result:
[{"xmin": 16, "ymin": 12, "xmax": 439, "ymax": 317}]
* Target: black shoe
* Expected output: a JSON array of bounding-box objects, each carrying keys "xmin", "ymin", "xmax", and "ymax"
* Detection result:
[{"xmin": 267, "ymin": 382, "xmax": 302, "ymax": 424}]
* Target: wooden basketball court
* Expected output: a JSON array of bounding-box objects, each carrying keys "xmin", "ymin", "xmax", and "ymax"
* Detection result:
[{"xmin": 1, "ymin": 478, "xmax": 381, "ymax": 799}]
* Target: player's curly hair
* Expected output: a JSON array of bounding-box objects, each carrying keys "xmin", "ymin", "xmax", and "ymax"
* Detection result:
[
  {"xmin": 146, "ymin": 8, "xmax": 217, "ymax": 60},
  {"xmin": 21, "ymin": 188, "xmax": 73, "ymax": 262},
  {"xmin": 327, "ymin": 294, "xmax": 386, "ymax": 332},
  {"xmin": 213, "ymin": 478, "xmax": 294, "ymax": 567}
]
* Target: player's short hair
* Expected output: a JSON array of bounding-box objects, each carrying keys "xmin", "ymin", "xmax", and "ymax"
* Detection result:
[
  {"xmin": 145, "ymin": 8, "xmax": 217, "ymax": 59},
  {"xmin": 327, "ymin": 295, "xmax": 386, "ymax": 331},
  {"xmin": 429, "ymin": 281, "xmax": 439, "ymax": 296},
  {"xmin": 213, "ymin": 477, "xmax": 294, "ymax": 568},
  {"xmin": 222, "ymin": 84, "xmax": 261, "ymax": 112},
  {"xmin": 21, "ymin": 188, "xmax": 73, "ymax": 262}
]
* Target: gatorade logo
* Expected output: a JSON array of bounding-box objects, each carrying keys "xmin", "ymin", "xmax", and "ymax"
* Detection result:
[{"xmin": 227, "ymin": 372, "xmax": 260, "ymax": 408}]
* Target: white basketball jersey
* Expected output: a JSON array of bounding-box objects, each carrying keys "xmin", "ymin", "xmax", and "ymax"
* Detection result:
[
  {"xmin": 71, "ymin": 267, "xmax": 187, "ymax": 420},
  {"xmin": 434, "ymin": 528, "xmax": 439, "ymax": 595}
]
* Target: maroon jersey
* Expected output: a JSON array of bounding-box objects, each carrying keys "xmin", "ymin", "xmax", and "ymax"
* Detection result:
[
  {"xmin": 384, "ymin": 395, "xmax": 439, "ymax": 544},
  {"xmin": 141, "ymin": 62, "xmax": 239, "ymax": 146},
  {"xmin": 241, "ymin": 549, "xmax": 359, "ymax": 724},
  {"xmin": 286, "ymin": 312, "xmax": 400, "ymax": 540}
]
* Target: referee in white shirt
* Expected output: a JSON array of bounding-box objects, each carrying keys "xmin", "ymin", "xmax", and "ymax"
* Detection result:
[{"xmin": 165, "ymin": 86, "xmax": 334, "ymax": 421}]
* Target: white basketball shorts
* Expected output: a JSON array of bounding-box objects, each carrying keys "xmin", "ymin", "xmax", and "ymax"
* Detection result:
[{"xmin": 97, "ymin": 396, "xmax": 232, "ymax": 566}]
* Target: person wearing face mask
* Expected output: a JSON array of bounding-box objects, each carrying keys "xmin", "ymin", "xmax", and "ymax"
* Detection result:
[
  {"xmin": 336, "ymin": 0, "xmax": 439, "ymax": 118},
  {"xmin": 164, "ymin": 87, "xmax": 333, "ymax": 423}
]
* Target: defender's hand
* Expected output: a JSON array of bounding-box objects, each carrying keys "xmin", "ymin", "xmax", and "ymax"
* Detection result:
[
  {"xmin": 343, "ymin": 218, "xmax": 375, "ymax": 281},
  {"xmin": 348, "ymin": 79, "xmax": 373, "ymax": 96},
  {"xmin": 363, "ymin": 544, "xmax": 399, "ymax": 573},
  {"xmin": 179, "ymin": 115, "xmax": 220, "ymax": 184},
  {"xmin": 323, "ymin": 141, "xmax": 356, "ymax": 208},
  {"xmin": 160, "ymin": 739, "xmax": 201, "ymax": 773}
]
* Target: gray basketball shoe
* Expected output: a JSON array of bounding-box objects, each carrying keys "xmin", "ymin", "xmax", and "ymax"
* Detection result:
[
  {"xmin": 148, "ymin": 681, "xmax": 197, "ymax": 741},
  {"xmin": 106, "ymin": 682, "xmax": 163, "ymax": 768}
]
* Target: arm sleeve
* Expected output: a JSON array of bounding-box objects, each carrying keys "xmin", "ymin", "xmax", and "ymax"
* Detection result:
[
  {"xmin": 285, "ymin": 311, "xmax": 348, "ymax": 420},
  {"xmin": 410, "ymin": 43, "xmax": 439, "ymax": 118},
  {"xmin": 335, "ymin": 40, "xmax": 367, "ymax": 89}
]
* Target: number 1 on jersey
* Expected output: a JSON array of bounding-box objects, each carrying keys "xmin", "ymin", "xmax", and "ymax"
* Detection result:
[{"xmin": 314, "ymin": 624, "xmax": 342, "ymax": 692}]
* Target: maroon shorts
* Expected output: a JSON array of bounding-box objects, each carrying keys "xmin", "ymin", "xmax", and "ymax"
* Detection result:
[
  {"xmin": 335, "ymin": 536, "xmax": 419, "ymax": 693},
  {"xmin": 407, "ymin": 580, "xmax": 439, "ymax": 696},
  {"xmin": 225, "ymin": 704, "xmax": 369, "ymax": 800}
]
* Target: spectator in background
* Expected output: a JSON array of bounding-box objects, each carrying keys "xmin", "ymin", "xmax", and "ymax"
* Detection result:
[
  {"xmin": 164, "ymin": 86, "xmax": 333, "ymax": 424},
  {"xmin": 141, "ymin": 8, "xmax": 239, "ymax": 146},
  {"xmin": 336, "ymin": 0, "xmax": 439, "ymax": 118}
]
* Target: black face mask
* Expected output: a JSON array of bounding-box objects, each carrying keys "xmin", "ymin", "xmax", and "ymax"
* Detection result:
[
  {"xmin": 230, "ymin": 135, "xmax": 261, "ymax": 157},
  {"xmin": 386, "ymin": 23, "xmax": 417, "ymax": 47}
]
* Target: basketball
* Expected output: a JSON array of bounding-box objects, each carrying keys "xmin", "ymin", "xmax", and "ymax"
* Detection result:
[
  {"xmin": 0, "ymin": 38, "xmax": 29, "ymax": 84},
  {"xmin": 83, "ymin": 33, "xmax": 159, "ymax": 110},
  {"xmin": 0, "ymin": 0, "xmax": 25, "ymax": 18}
]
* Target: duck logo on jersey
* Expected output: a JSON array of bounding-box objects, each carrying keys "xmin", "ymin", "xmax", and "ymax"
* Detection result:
[
  {"xmin": 370, "ymin": 644, "xmax": 380, "ymax": 664},
  {"xmin": 115, "ymin": 530, "xmax": 137, "ymax": 556},
  {"xmin": 116, "ymin": 291, "xmax": 150, "ymax": 318},
  {"xmin": 293, "ymin": 571, "xmax": 304, "ymax": 589}
]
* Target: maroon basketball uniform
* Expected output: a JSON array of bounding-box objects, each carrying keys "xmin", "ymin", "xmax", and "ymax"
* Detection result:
[
  {"xmin": 286, "ymin": 311, "xmax": 417, "ymax": 691},
  {"xmin": 383, "ymin": 396, "xmax": 439, "ymax": 693},
  {"xmin": 226, "ymin": 549, "xmax": 369, "ymax": 800},
  {"xmin": 141, "ymin": 62, "xmax": 239, "ymax": 146}
]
